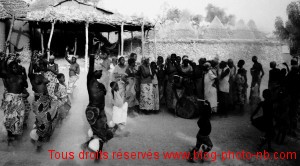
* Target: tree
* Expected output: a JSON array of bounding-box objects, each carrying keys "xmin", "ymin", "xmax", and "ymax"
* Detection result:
[
  {"xmin": 191, "ymin": 14, "xmax": 203, "ymax": 26},
  {"xmin": 274, "ymin": 1, "xmax": 300, "ymax": 55},
  {"xmin": 205, "ymin": 4, "xmax": 236, "ymax": 26},
  {"xmin": 166, "ymin": 8, "xmax": 181, "ymax": 22}
]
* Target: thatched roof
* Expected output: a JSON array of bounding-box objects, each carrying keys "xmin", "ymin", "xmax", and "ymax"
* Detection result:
[
  {"xmin": 203, "ymin": 16, "xmax": 229, "ymax": 39},
  {"xmin": 232, "ymin": 20, "xmax": 255, "ymax": 39},
  {"xmin": 0, "ymin": 3, "xmax": 9, "ymax": 19},
  {"xmin": 26, "ymin": 0, "xmax": 153, "ymax": 31},
  {"xmin": 0, "ymin": 0, "xmax": 29, "ymax": 18}
]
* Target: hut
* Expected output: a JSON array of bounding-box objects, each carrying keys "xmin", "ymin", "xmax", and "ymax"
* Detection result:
[
  {"xmin": 21, "ymin": 0, "xmax": 153, "ymax": 70},
  {"xmin": 203, "ymin": 16, "xmax": 230, "ymax": 39},
  {"xmin": 0, "ymin": 0, "xmax": 29, "ymax": 53},
  {"xmin": 0, "ymin": 3, "xmax": 9, "ymax": 51},
  {"xmin": 247, "ymin": 20, "xmax": 266, "ymax": 39},
  {"xmin": 232, "ymin": 19, "xmax": 256, "ymax": 39}
]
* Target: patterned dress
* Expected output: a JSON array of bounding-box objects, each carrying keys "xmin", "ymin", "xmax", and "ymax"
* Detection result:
[
  {"xmin": 55, "ymin": 83, "xmax": 71, "ymax": 119},
  {"xmin": 1, "ymin": 93, "xmax": 25, "ymax": 135},
  {"xmin": 32, "ymin": 93, "xmax": 59, "ymax": 142},
  {"xmin": 125, "ymin": 67, "xmax": 139, "ymax": 108},
  {"xmin": 139, "ymin": 65, "xmax": 155, "ymax": 111},
  {"xmin": 44, "ymin": 71, "xmax": 58, "ymax": 99}
]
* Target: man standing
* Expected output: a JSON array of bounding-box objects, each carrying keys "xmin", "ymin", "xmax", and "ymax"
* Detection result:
[{"xmin": 250, "ymin": 56, "xmax": 264, "ymax": 101}]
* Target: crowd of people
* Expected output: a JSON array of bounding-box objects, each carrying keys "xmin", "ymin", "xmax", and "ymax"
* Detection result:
[
  {"xmin": 0, "ymin": 47, "xmax": 299, "ymax": 161},
  {"xmin": 0, "ymin": 50, "xmax": 73, "ymax": 149}
]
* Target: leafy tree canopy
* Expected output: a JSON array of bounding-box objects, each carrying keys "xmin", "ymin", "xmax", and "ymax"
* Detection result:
[{"xmin": 205, "ymin": 4, "xmax": 236, "ymax": 26}]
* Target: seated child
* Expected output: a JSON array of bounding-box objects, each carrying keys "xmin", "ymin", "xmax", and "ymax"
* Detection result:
[
  {"xmin": 188, "ymin": 100, "xmax": 213, "ymax": 163},
  {"xmin": 55, "ymin": 73, "xmax": 71, "ymax": 124}
]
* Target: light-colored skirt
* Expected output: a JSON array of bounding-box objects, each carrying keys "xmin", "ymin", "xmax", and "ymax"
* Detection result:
[
  {"xmin": 112, "ymin": 102, "xmax": 128, "ymax": 124},
  {"xmin": 139, "ymin": 83, "xmax": 154, "ymax": 111}
]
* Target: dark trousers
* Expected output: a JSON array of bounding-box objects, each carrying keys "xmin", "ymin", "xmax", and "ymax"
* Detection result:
[{"xmin": 219, "ymin": 91, "xmax": 230, "ymax": 115}]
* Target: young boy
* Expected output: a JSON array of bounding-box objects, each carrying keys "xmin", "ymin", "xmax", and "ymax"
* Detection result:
[
  {"xmin": 55, "ymin": 73, "xmax": 71, "ymax": 124},
  {"xmin": 188, "ymin": 100, "xmax": 213, "ymax": 163},
  {"xmin": 251, "ymin": 89, "xmax": 275, "ymax": 152}
]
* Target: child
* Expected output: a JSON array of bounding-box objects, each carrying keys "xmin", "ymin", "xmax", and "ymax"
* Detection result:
[
  {"xmin": 55, "ymin": 73, "xmax": 71, "ymax": 124},
  {"xmin": 251, "ymin": 89, "xmax": 275, "ymax": 152},
  {"xmin": 109, "ymin": 81, "xmax": 128, "ymax": 129},
  {"xmin": 188, "ymin": 100, "xmax": 213, "ymax": 163}
]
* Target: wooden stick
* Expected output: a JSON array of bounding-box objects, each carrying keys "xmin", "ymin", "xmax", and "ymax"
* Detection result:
[
  {"xmin": 5, "ymin": 15, "xmax": 15, "ymax": 54},
  {"xmin": 40, "ymin": 28, "xmax": 44, "ymax": 55},
  {"xmin": 85, "ymin": 22, "xmax": 89, "ymax": 72},
  {"xmin": 141, "ymin": 20, "xmax": 145, "ymax": 58},
  {"xmin": 74, "ymin": 37, "xmax": 77, "ymax": 57},
  {"xmin": 131, "ymin": 31, "xmax": 133, "ymax": 53},
  {"xmin": 121, "ymin": 22, "xmax": 124, "ymax": 56},
  {"xmin": 47, "ymin": 21, "xmax": 55, "ymax": 60},
  {"xmin": 107, "ymin": 32, "xmax": 110, "ymax": 41}
]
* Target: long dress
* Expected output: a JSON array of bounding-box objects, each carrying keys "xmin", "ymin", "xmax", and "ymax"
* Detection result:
[
  {"xmin": 1, "ymin": 93, "xmax": 26, "ymax": 135},
  {"xmin": 152, "ymin": 73, "xmax": 160, "ymax": 111},
  {"xmin": 44, "ymin": 70, "xmax": 58, "ymax": 100},
  {"xmin": 234, "ymin": 74, "xmax": 246, "ymax": 105},
  {"xmin": 139, "ymin": 65, "xmax": 155, "ymax": 111},
  {"xmin": 125, "ymin": 67, "xmax": 139, "ymax": 108},
  {"xmin": 204, "ymin": 70, "xmax": 218, "ymax": 112},
  {"xmin": 55, "ymin": 83, "xmax": 71, "ymax": 119},
  {"xmin": 166, "ymin": 63, "xmax": 177, "ymax": 110}
]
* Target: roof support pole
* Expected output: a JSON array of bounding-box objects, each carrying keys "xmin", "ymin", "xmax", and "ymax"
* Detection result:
[
  {"xmin": 107, "ymin": 32, "xmax": 110, "ymax": 41},
  {"xmin": 5, "ymin": 15, "xmax": 15, "ymax": 54},
  {"xmin": 154, "ymin": 26, "xmax": 157, "ymax": 60},
  {"xmin": 40, "ymin": 28, "xmax": 45, "ymax": 55},
  {"xmin": 131, "ymin": 31, "xmax": 133, "ymax": 53},
  {"xmin": 118, "ymin": 30, "xmax": 121, "ymax": 55},
  {"xmin": 47, "ymin": 21, "xmax": 55, "ymax": 60},
  {"xmin": 74, "ymin": 38, "xmax": 77, "ymax": 57},
  {"xmin": 85, "ymin": 22, "xmax": 89, "ymax": 72},
  {"xmin": 121, "ymin": 22, "xmax": 124, "ymax": 56},
  {"xmin": 141, "ymin": 20, "xmax": 145, "ymax": 58}
]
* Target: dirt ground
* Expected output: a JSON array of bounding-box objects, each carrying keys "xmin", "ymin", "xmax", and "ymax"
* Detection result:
[{"xmin": 0, "ymin": 59, "xmax": 299, "ymax": 166}]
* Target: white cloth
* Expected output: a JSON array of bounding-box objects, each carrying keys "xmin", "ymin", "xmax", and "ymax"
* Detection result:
[
  {"xmin": 112, "ymin": 91, "xmax": 128, "ymax": 124},
  {"xmin": 204, "ymin": 70, "xmax": 218, "ymax": 110}
]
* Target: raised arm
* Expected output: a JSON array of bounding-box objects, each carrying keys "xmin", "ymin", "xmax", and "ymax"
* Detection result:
[
  {"xmin": 0, "ymin": 56, "xmax": 8, "ymax": 78},
  {"xmin": 220, "ymin": 68, "xmax": 230, "ymax": 79},
  {"xmin": 87, "ymin": 54, "xmax": 95, "ymax": 81},
  {"xmin": 65, "ymin": 47, "xmax": 72, "ymax": 64},
  {"xmin": 260, "ymin": 64, "xmax": 264, "ymax": 78}
]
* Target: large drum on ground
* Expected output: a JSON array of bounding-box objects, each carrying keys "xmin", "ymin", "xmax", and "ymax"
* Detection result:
[{"xmin": 176, "ymin": 95, "xmax": 199, "ymax": 119}]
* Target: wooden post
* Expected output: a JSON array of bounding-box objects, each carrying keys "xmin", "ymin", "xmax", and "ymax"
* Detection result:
[
  {"xmin": 85, "ymin": 22, "xmax": 89, "ymax": 72},
  {"xmin": 131, "ymin": 31, "xmax": 133, "ymax": 53},
  {"xmin": 47, "ymin": 21, "xmax": 55, "ymax": 60},
  {"xmin": 5, "ymin": 15, "xmax": 15, "ymax": 54},
  {"xmin": 154, "ymin": 26, "xmax": 157, "ymax": 60},
  {"xmin": 121, "ymin": 22, "xmax": 124, "ymax": 56},
  {"xmin": 107, "ymin": 32, "xmax": 110, "ymax": 41},
  {"xmin": 74, "ymin": 37, "xmax": 77, "ymax": 57},
  {"xmin": 118, "ymin": 30, "xmax": 121, "ymax": 55},
  {"xmin": 39, "ymin": 28, "xmax": 45, "ymax": 55},
  {"xmin": 141, "ymin": 20, "xmax": 145, "ymax": 58}
]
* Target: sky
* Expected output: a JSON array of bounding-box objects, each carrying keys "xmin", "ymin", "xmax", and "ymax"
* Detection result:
[
  {"xmin": 101, "ymin": 0, "xmax": 295, "ymax": 33},
  {"xmin": 24, "ymin": 0, "xmax": 295, "ymax": 33}
]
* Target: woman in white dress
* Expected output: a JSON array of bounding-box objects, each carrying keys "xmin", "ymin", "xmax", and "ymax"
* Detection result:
[{"xmin": 204, "ymin": 62, "xmax": 218, "ymax": 113}]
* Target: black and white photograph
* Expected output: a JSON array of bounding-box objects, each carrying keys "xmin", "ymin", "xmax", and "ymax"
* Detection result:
[{"xmin": 0, "ymin": 0, "xmax": 299, "ymax": 165}]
